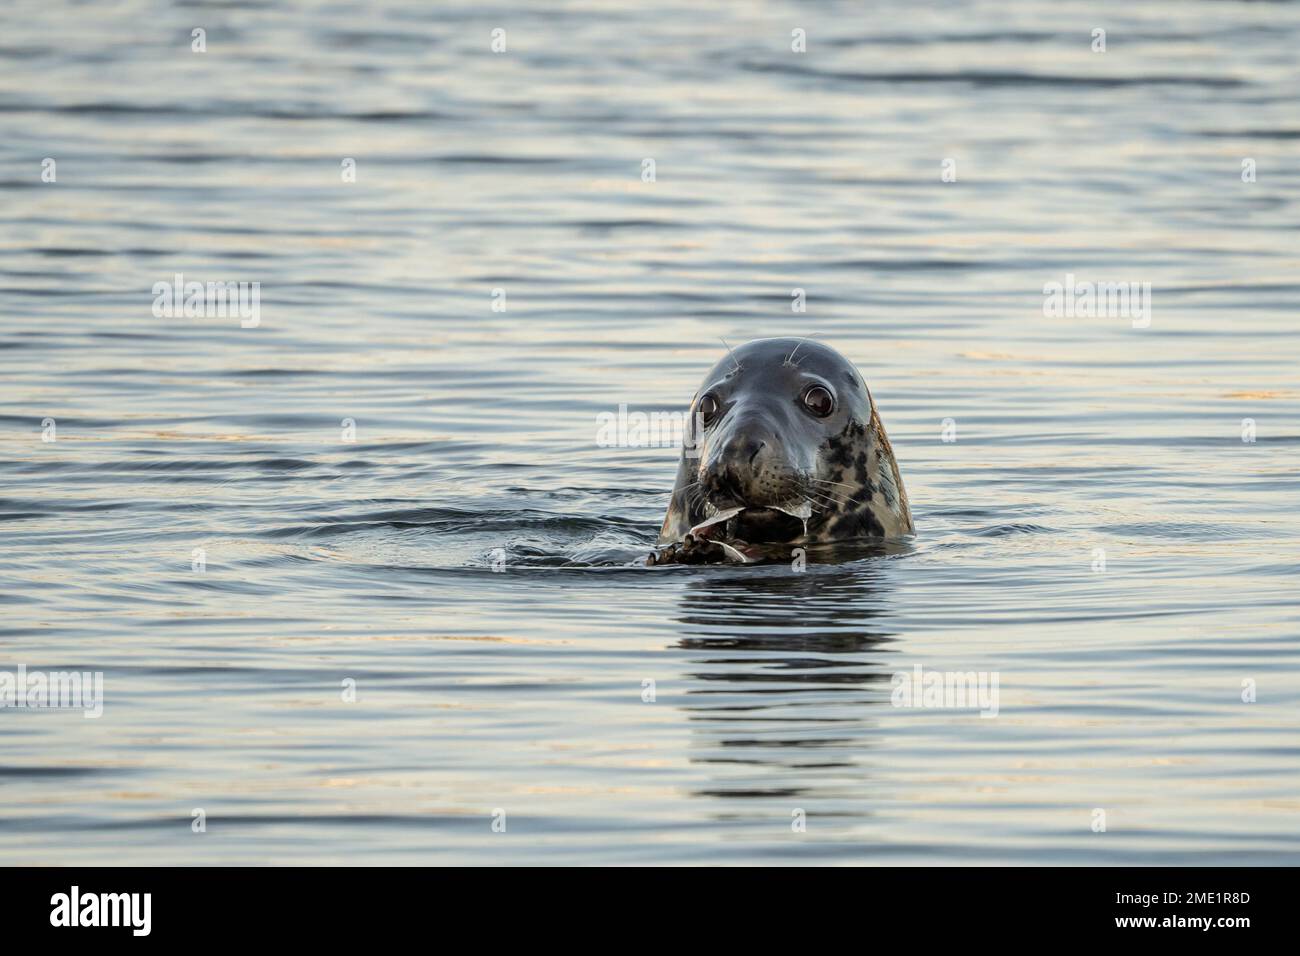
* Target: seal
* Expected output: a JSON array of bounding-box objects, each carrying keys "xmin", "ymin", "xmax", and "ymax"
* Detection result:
[{"xmin": 648, "ymin": 337, "xmax": 912, "ymax": 565}]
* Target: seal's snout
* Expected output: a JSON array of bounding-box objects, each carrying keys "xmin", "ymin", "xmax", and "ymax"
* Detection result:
[
  {"xmin": 701, "ymin": 458, "xmax": 749, "ymax": 507},
  {"xmin": 722, "ymin": 434, "xmax": 767, "ymax": 473},
  {"xmin": 700, "ymin": 427, "xmax": 790, "ymax": 509}
]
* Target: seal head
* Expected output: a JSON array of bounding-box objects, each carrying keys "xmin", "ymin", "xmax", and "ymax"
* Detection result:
[{"xmin": 654, "ymin": 337, "xmax": 912, "ymax": 562}]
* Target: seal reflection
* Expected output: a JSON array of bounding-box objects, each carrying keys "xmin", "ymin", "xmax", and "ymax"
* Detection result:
[{"xmin": 670, "ymin": 555, "xmax": 896, "ymax": 806}]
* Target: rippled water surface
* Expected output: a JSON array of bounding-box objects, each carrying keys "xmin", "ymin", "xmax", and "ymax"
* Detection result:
[{"xmin": 2, "ymin": 0, "xmax": 1299, "ymax": 864}]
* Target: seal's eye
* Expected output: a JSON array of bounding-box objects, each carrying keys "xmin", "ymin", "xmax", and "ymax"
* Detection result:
[
  {"xmin": 697, "ymin": 392, "xmax": 720, "ymax": 426},
  {"xmin": 802, "ymin": 385, "xmax": 834, "ymax": 418}
]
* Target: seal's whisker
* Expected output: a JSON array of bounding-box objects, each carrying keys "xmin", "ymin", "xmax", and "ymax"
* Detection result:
[
  {"xmin": 803, "ymin": 482, "xmax": 850, "ymax": 503},
  {"xmin": 670, "ymin": 479, "xmax": 701, "ymax": 500},
  {"xmin": 810, "ymin": 497, "xmax": 842, "ymax": 513},
  {"xmin": 803, "ymin": 490, "xmax": 843, "ymax": 511},
  {"xmin": 806, "ymin": 479, "xmax": 866, "ymax": 507},
  {"xmin": 807, "ymin": 488, "xmax": 853, "ymax": 504},
  {"xmin": 783, "ymin": 336, "xmax": 809, "ymax": 368},
  {"xmin": 782, "ymin": 332, "xmax": 827, "ymax": 368},
  {"xmin": 719, "ymin": 336, "xmax": 744, "ymax": 374},
  {"xmin": 799, "ymin": 496, "xmax": 824, "ymax": 515},
  {"xmin": 809, "ymin": 483, "xmax": 862, "ymax": 507},
  {"xmin": 794, "ymin": 475, "xmax": 848, "ymax": 510}
]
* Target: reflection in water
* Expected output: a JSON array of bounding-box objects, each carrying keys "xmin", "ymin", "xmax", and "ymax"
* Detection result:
[{"xmin": 672, "ymin": 560, "xmax": 896, "ymax": 803}]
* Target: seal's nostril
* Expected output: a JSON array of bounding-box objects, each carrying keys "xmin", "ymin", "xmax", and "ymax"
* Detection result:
[{"xmin": 748, "ymin": 441, "xmax": 766, "ymax": 466}]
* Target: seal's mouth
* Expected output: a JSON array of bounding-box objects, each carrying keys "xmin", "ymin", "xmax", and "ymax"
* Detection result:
[{"xmin": 689, "ymin": 502, "xmax": 810, "ymax": 545}]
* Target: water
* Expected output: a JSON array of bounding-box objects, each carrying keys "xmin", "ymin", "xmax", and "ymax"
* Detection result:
[{"xmin": 2, "ymin": 0, "xmax": 1298, "ymax": 864}]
